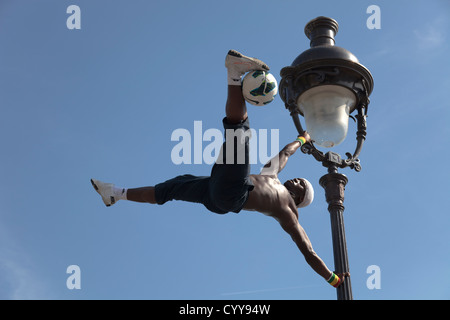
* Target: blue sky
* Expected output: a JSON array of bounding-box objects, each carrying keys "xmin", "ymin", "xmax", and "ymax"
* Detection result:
[{"xmin": 0, "ymin": 0, "xmax": 449, "ymax": 300}]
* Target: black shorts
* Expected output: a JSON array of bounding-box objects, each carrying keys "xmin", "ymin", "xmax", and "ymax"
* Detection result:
[{"xmin": 154, "ymin": 117, "xmax": 254, "ymax": 214}]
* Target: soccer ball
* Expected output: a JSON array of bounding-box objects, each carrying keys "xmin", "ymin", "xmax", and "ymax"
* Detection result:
[{"xmin": 242, "ymin": 70, "xmax": 278, "ymax": 106}]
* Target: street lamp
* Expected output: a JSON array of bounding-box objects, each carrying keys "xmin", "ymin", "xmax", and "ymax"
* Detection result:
[{"xmin": 279, "ymin": 16, "xmax": 374, "ymax": 300}]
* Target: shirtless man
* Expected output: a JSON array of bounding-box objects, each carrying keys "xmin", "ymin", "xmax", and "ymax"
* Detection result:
[{"xmin": 91, "ymin": 50, "xmax": 348, "ymax": 288}]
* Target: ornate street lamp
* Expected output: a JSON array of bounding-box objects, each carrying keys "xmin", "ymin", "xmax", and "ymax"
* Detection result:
[{"xmin": 279, "ymin": 16, "xmax": 374, "ymax": 300}]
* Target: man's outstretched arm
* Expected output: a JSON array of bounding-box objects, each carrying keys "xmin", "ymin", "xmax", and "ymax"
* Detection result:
[
  {"xmin": 275, "ymin": 206, "xmax": 331, "ymax": 279},
  {"xmin": 260, "ymin": 132, "xmax": 311, "ymax": 176},
  {"xmin": 275, "ymin": 205, "xmax": 348, "ymax": 287}
]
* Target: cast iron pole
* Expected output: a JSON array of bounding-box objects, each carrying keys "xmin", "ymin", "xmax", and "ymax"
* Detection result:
[
  {"xmin": 278, "ymin": 16, "xmax": 374, "ymax": 300},
  {"xmin": 319, "ymin": 163, "xmax": 352, "ymax": 300}
]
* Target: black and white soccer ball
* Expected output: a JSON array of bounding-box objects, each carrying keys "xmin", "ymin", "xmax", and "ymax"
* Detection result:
[{"xmin": 242, "ymin": 70, "xmax": 278, "ymax": 106}]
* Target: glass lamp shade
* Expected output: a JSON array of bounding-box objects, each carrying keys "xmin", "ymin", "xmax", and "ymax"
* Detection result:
[{"xmin": 297, "ymin": 85, "xmax": 356, "ymax": 148}]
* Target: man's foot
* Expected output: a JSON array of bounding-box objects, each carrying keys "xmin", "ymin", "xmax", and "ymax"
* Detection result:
[
  {"xmin": 225, "ymin": 50, "xmax": 270, "ymax": 85},
  {"xmin": 91, "ymin": 178, "xmax": 125, "ymax": 207}
]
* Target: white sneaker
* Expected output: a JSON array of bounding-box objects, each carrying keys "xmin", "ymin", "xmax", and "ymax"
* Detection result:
[
  {"xmin": 225, "ymin": 50, "xmax": 269, "ymax": 79},
  {"xmin": 91, "ymin": 178, "xmax": 122, "ymax": 207}
]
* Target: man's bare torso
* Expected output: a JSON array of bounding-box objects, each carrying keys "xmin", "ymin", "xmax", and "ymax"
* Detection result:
[{"xmin": 243, "ymin": 174, "xmax": 297, "ymax": 218}]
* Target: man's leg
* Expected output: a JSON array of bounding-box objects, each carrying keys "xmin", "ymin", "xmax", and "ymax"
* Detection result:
[
  {"xmin": 225, "ymin": 85, "xmax": 247, "ymax": 124},
  {"xmin": 126, "ymin": 187, "xmax": 157, "ymax": 204},
  {"xmin": 91, "ymin": 175, "xmax": 210, "ymax": 207},
  {"xmin": 224, "ymin": 50, "xmax": 269, "ymax": 124},
  {"xmin": 91, "ymin": 51, "xmax": 269, "ymax": 208},
  {"xmin": 203, "ymin": 51, "xmax": 271, "ymax": 213},
  {"xmin": 91, "ymin": 178, "xmax": 156, "ymax": 206}
]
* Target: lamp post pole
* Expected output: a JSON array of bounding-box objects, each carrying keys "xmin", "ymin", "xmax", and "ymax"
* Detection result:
[
  {"xmin": 319, "ymin": 158, "xmax": 351, "ymax": 300},
  {"xmin": 279, "ymin": 16, "xmax": 374, "ymax": 300}
]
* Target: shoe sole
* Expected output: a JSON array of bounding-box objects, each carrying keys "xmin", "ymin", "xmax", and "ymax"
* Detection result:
[
  {"xmin": 227, "ymin": 50, "xmax": 269, "ymax": 71},
  {"xmin": 90, "ymin": 179, "xmax": 98, "ymax": 191}
]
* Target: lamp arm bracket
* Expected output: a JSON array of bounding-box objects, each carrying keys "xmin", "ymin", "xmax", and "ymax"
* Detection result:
[
  {"xmin": 301, "ymin": 142, "xmax": 327, "ymax": 163},
  {"xmin": 346, "ymin": 86, "xmax": 370, "ymax": 169}
]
